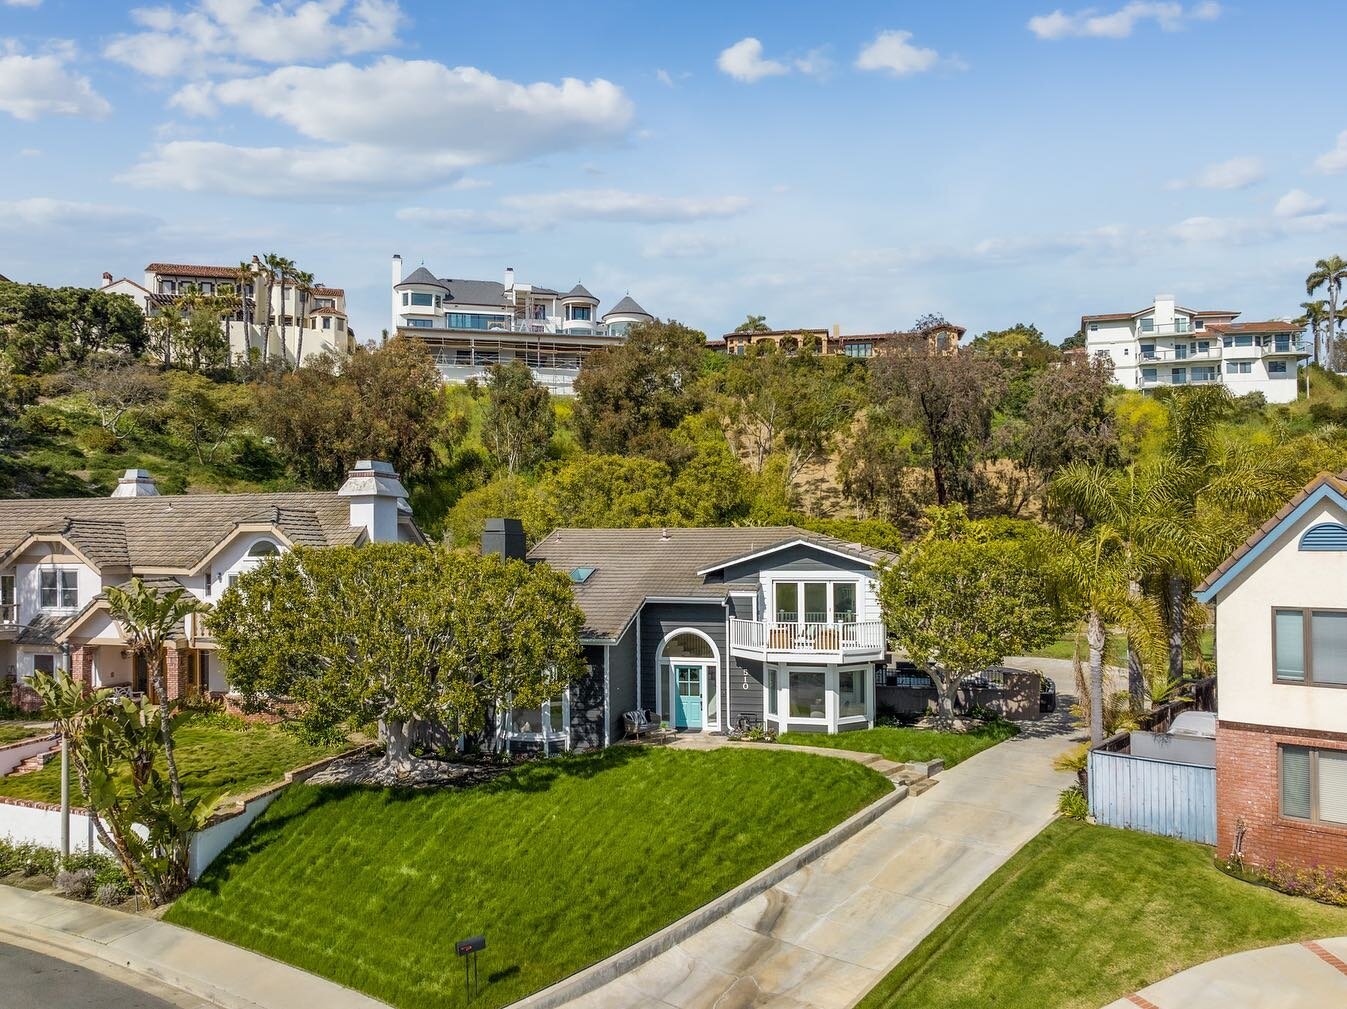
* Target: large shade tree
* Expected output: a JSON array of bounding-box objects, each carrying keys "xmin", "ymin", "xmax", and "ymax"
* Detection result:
[
  {"xmin": 210, "ymin": 544, "xmax": 587, "ymax": 772},
  {"xmin": 878, "ymin": 510, "xmax": 1060, "ymax": 728}
]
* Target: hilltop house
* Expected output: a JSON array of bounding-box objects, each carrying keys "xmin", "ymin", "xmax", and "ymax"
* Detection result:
[
  {"xmin": 1084, "ymin": 294, "xmax": 1306, "ymax": 403},
  {"xmin": 390, "ymin": 255, "xmax": 654, "ymax": 393},
  {"xmin": 1, "ymin": 462, "xmax": 421, "ymax": 710},
  {"xmin": 505, "ymin": 522, "xmax": 894, "ymax": 750},
  {"xmin": 712, "ymin": 321, "xmax": 966, "ymax": 359},
  {"xmin": 99, "ymin": 260, "xmax": 356, "ymax": 367},
  {"xmin": 1195, "ymin": 470, "xmax": 1347, "ymax": 870}
]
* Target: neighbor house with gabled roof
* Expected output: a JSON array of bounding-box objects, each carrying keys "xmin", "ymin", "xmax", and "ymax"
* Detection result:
[
  {"xmin": 497, "ymin": 522, "xmax": 894, "ymax": 751},
  {"xmin": 1, "ymin": 462, "xmax": 422, "ymax": 710},
  {"xmin": 390, "ymin": 255, "xmax": 654, "ymax": 393},
  {"xmin": 1195, "ymin": 470, "xmax": 1347, "ymax": 871}
]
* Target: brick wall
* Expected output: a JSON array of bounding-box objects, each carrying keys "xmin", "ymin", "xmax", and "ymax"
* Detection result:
[
  {"xmin": 164, "ymin": 648, "xmax": 183, "ymax": 701},
  {"xmin": 1217, "ymin": 721, "xmax": 1347, "ymax": 871},
  {"xmin": 69, "ymin": 646, "xmax": 96, "ymax": 686}
]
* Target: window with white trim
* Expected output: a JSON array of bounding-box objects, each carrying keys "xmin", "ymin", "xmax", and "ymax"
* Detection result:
[
  {"xmin": 39, "ymin": 568, "xmax": 77, "ymax": 609},
  {"xmin": 1282, "ymin": 745, "xmax": 1347, "ymax": 825},
  {"xmin": 31, "ymin": 654, "xmax": 56, "ymax": 680}
]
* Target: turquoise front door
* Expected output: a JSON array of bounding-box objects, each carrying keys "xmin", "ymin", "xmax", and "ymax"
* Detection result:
[{"xmin": 674, "ymin": 664, "xmax": 703, "ymax": 729}]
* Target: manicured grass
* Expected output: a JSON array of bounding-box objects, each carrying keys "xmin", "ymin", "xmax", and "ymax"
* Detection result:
[
  {"xmin": 777, "ymin": 720, "xmax": 1018, "ymax": 768},
  {"xmin": 857, "ymin": 818, "xmax": 1347, "ymax": 1009},
  {"xmin": 167, "ymin": 747, "xmax": 891, "ymax": 1009},
  {"xmin": 0, "ymin": 715, "xmax": 342, "ymax": 813},
  {"xmin": 0, "ymin": 722, "xmax": 50, "ymax": 745},
  {"xmin": 1027, "ymin": 626, "xmax": 1214, "ymax": 666}
]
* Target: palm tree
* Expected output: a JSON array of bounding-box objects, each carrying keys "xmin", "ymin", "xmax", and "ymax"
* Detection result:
[
  {"xmin": 1306, "ymin": 256, "xmax": 1347, "ymax": 370},
  {"xmin": 262, "ymin": 253, "xmax": 294, "ymax": 366},
  {"xmin": 103, "ymin": 578, "xmax": 207, "ymax": 806},
  {"xmin": 291, "ymin": 268, "xmax": 315, "ymax": 370},
  {"xmin": 235, "ymin": 260, "xmax": 256, "ymax": 360}
]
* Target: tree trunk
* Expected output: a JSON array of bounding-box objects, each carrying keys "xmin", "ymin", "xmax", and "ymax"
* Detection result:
[
  {"xmin": 1087, "ymin": 610, "xmax": 1106, "ymax": 746},
  {"xmin": 934, "ymin": 678, "xmax": 956, "ymax": 730},
  {"xmin": 932, "ymin": 458, "xmax": 948, "ymax": 506},
  {"xmin": 1167, "ymin": 573, "xmax": 1186, "ymax": 683},
  {"xmin": 380, "ymin": 718, "xmax": 416, "ymax": 774},
  {"xmin": 149, "ymin": 649, "xmax": 183, "ymax": 804},
  {"xmin": 1127, "ymin": 640, "xmax": 1145, "ymax": 714},
  {"xmin": 279, "ymin": 281, "xmax": 288, "ymax": 367},
  {"xmin": 1332, "ymin": 282, "xmax": 1340, "ymax": 373}
]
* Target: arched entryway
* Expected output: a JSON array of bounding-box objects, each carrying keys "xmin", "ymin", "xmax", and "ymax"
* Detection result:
[{"xmin": 655, "ymin": 629, "xmax": 720, "ymax": 731}]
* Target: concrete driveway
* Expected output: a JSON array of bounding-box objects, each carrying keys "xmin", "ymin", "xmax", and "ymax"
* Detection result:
[
  {"xmin": 1103, "ymin": 937, "xmax": 1347, "ymax": 1009},
  {"xmin": 563, "ymin": 659, "xmax": 1081, "ymax": 1009}
]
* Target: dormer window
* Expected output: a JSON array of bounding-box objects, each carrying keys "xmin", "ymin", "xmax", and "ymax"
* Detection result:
[
  {"xmin": 40, "ymin": 569, "xmax": 77, "ymax": 610},
  {"xmin": 248, "ymin": 540, "xmax": 280, "ymax": 558}
]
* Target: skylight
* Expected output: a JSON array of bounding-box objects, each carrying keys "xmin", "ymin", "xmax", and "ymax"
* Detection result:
[{"xmin": 569, "ymin": 566, "xmax": 596, "ymax": 584}]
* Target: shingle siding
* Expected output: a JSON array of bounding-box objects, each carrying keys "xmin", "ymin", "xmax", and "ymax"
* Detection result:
[
  {"xmin": 728, "ymin": 657, "xmax": 765, "ymax": 730},
  {"xmin": 639, "ymin": 602, "xmax": 726, "ymax": 724},
  {"xmin": 570, "ymin": 645, "xmax": 606, "ymax": 751},
  {"xmin": 721, "ymin": 544, "xmax": 871, "ymax": 582},
  {"xmin": 607, "ymin": 618, "xmax": 638, "ymax": 741}
]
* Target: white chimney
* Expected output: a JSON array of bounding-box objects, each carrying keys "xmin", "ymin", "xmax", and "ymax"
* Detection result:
[
  {"xmin": 338, "ymin": 460, "xmax": 408, "ymax": 542},
  {"xmin": 1153, "ymin": 293, "xmax": 1176, "ymax": 326},
  {"xmin": 101, "ymin": 272, "xmax": 113, "ymax": 288},
  {"xmin": 391, "ymin": 253, "xmax": 403, "ymax": 337},
  {"xmin": 504, "ymin": 266, "xmax": 515, "ymax": 290},
  {"xmin": 111, "ymin": 469, "xmax": 159, "ymax": 497}
]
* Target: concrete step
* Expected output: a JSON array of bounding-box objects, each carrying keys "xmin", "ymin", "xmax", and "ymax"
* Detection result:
[{"xmin": 6, "ymin": 746, "xmax": 59, "ymax": 777}]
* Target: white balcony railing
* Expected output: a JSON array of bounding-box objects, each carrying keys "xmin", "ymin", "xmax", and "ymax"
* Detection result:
[
  {"xmin": 729, "ymin": 617, "xmax": 885, "ymax": 656},
  {"xmin": 1139, "ymin": 346, "xmax": 1221, "ymax": 363},
  {"xmin": 0, "ymin": 603, "xmax": 16, "ymax": 625}
]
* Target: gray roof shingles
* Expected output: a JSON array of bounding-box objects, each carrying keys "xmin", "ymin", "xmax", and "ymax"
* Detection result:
[
  {"xmin": 602, "ymin": 295, "xmax": 651, "ymax": 320},
  {"xmin": 0, "ymin": 492, "xmax": 363, "ymax": 571},
  {"xmin": 528, "ymin": 526, "xmax": 896, "ymax": 640}
]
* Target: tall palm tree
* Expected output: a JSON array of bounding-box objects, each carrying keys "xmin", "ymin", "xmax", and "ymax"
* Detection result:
[
  {"xmin": 103, "ymin": 578, "xmax": 207, "ymax": 806},
  {"xmin": 261, "ymin": 253, "xmax": 294, "ymax": 366},
  {"xmin": 291, "ymin": 268, "xmax": 315, "ymax": 370},
  {"xmin": 234, "ymin": 260, "xmax": 256, "ymax": 360},
  {"xmin": 1307, "ymin": 256, "xmax": 1347, "ymax": 370},
  {"xmin": 1293, "ymin": 301, "xmax": 1325, "ymax": 377}
]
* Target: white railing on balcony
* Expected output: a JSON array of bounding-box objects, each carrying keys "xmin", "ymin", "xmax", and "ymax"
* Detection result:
[
  {"xmin": 0, "ymin": 603, "xmax": 17, "ymax": 625},
  {"xmin": 1138, "ymin": 346, "xmax": 1221, "ymax": 362},
  {"xmin": 1139, "ymin": 322, "xmax": 1199, "ymax": 337},
  {"xmin": 729, "ymin": 617, "xmax": 885, "ymax": 655}
]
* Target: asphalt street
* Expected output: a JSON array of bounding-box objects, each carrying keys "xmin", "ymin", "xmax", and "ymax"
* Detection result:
[{"xmin": 0, "ymin": 941, "xmax": 180, "ymax": 1009}]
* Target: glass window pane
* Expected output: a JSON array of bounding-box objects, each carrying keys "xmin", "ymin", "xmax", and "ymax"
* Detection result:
[
  {"xmin": 833, "ymin": 584, "xmax": 856, "ymax": 623},
  {"xmin": 767, "ymin": 666, "xmax": 778, "ymax": 716},
  {"xmin": 1282, "ymin": 746, "xmax": 1312, "ymax": 819},
  {"xmin": 1275, "ymin": 610, "xmax": 1305, "ymax": 682},
  {"xmin": 775, "ymin": 583, "xmax": 798, "ymax": 623},
  {"xmin": 839, "ymin": 669, "xmax": 866, "ymax": 718},
  {"xmin": 1318, "ymin": 750, "xmax": 1347, "ymax": 825},
  {"xmin": 706, "ymin": 665, "xmax": 718, "ymax": 724},
  {"xmin": 1312, "ymin": 612, "xmax": 1347, "ymax": 684},
  {"xmin": 803, "ymin": 584, "xmax": 828, "ymax": 623},
  {"xmin": 789, "ymin": 670, "xmax": 826, "ymax": 718}
]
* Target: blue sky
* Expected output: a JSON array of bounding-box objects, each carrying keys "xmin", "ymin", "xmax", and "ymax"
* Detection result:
[{"xmin": 3, "ymin": 0, "xmax": 1346, "ymax": 344}]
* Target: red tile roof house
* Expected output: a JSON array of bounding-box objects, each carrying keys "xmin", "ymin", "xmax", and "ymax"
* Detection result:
[
  {"xmin": 1195, "ymin": 471, "xmax": 1347, "ymax": 871},
  {"xmin": 0, "ymin": 461, "xmax": 423, "ymax": 711}
]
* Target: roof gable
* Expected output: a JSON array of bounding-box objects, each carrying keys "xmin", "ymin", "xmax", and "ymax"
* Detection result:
[{"xmin": 1195, "ymin": 473, "xmax": 1347, "ymax": 602}]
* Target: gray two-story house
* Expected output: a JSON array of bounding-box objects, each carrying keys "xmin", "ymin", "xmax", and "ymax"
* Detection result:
[{"xmin": 495, "ymin": 522, "xmax": 896, "ymax": 751}]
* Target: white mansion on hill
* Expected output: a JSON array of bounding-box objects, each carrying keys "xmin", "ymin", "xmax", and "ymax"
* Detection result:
[
  {"xmin": 390, "ymin": 255, "xmax": 654, "ymax": 393},
  {"xmin": 1083, "ymin": 294, "xmax": 1307, "ymax": 404},
  {"xmin": 101, "ymin": 260, "xmax": 356, "ymax": 368}
]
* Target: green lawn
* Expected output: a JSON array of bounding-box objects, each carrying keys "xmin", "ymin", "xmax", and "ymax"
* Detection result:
[
  {"xmin": 1027, "ymin": 627, "xmax": 1214, "ymax": 666},
  {"xmin": 0, "ymin": 715, "xmax": 342, "ymax": 813},
  {"xmin": 167, "ymin": 747, "xmax": 891, "ymax": 1009},
  {"xmin": 857, "ymin": 818, "xmax": 1347, "ymax": 1009},
  {"xmin": 0, "ymin": 722, "xmax": 51, "ymax": 745},
  {"xmin": 777, "ymin": 720, "xmax": 1018, "ymax": 768}
]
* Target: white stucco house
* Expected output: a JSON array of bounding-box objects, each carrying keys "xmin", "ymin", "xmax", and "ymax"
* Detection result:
[
  {"xmin": 1084, "ymin": 294, "xmax": 1307, "ymax": 404},
  {"xmin": 99, "ymin": 260, "xmax": 356, "ymax": 368},
  {"xmin": 390, "ymin": 255, "xmax": 655, "ymax": 394},
  {"xmin": 0, "ymin": 461, "xmax": 422, "ymax": 708}
]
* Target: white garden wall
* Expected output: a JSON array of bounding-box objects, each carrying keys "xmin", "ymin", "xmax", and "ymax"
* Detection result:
[{"xmin": 0, "ymin": 734, "xmax": 57, "ymax": 776}]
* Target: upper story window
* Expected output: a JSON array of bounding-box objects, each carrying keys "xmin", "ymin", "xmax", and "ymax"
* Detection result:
[
  {"xmin": 405, "ymin": 318, "xmax": 433, "ymax": 328},
  {"xmin": 409, "ymin": 292, "xmax": 434, "ymax": 307},
  {"xmin": 1195, "ymin": 319, "xmax": 1205, "ymax": 330},
  {"xmin": 159, "ymin": 280, "xmax": 176, "ymax": 295},
  {"xmin": 1275, "ymin": 608, "xmax": 1347, "ymax": 686},
  {"xmin": 569, "ymin": 305, "xmax": 592, "ymax": 321},
  {"xmin": 247, "ymin": 540, "xmax": 280, "ymax": 558},
  {"xmin": 773, "ymin": 581, "xmax": 858, "ymax": 624},
  {"xmin": 39, "ymin": 568, "xmax": 78, "ymax": 610},
  {"xmin": 1140, "ymin": 318, "xmax": 1154, "ymax": 332},
  {"xmin": 1227, "ymin": 361, "xmax": 1252, "ymax": 375},
  {"xmin": 401, "ymin": 292, "xmax": 409, "ymax": 306},
  {"xmin": 322, "ymin": 316, "xmax": 332, "ymax": 330},
  {"xmin": 1, "ymin": 574, "xmax": 14, "ymax": 622},
  {"xmin": 1089, "ymin": 323, "xmax": 1099, "ymax": 332}
]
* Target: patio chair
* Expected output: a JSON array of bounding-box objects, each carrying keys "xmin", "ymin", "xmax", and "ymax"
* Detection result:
[{"xmin": 623, "ymin": 709, "xmax": 662, "ymax": 741}]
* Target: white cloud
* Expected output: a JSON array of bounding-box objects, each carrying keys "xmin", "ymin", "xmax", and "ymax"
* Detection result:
[
  {"xmin": 1275, "ymin": 189, "xmax": 1327, "ymax": 219},
  {"xmin": 18, "ymin": 147, "xmax": 40, "ymax": 156},
  {"xmin": 0, "ymin": 42, "xmax": 110, "ymax": 121},
  {"xmin": 397, "ymin": 189, "xmax": 750, "ymax": 232},
  {"xmin": 0, "ymin": 197, "xmax": 156, "ymax": 233},
  {"xmin": 1166, "ymin": 155, "xmax": 1264, "ymax": 191},
  {"xmin": 854, "ymin": 30, "xmax": 942, "ymax": 77},
  {"xmin": 717, "ymin": 38, "xmax": 789, "ymax": 83},
  {"xmin": 4, "ymin": 0, "xmax": 44, "ymax": 7},
  {"xmin": 1028, "ymin": 2, "xmax": 1219, "ymax": 40},
  {"xmin": 1169, "ymin": 210, "xmax": 1347, "ymax": 245},
  {"xmin": 131, "ymin": 59, "xmax": 634, "ymax": 198},
  {"xmin": 105, "ymin": 0, "xmax": 403, "ymax": 77},
  {"xmin": 794, "ymin": 47, "xmax": 834, "ymax": 79},
  {"xmin": 1313, "ymin": 130, "xmax": 1347, "ymax": 174},
  {"xmin": 656, "ymin": 68, "xmax": 673, "ymax": 87},
  {"xmin": 642, "ymin": 230, "xmax": 728, "ymax": 260}
]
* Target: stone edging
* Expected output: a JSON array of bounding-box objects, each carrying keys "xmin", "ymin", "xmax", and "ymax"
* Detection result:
[
  {"xmin": 199, "ymin": 743, "xmax": 373, "ymax": 827},
  {"xmin": 507, "ymin": 779, "xmax": 909, "ymax": 1009},
  {"xmin": 0, "ymin": 731, "xmax": 57, "ymax": 754}
]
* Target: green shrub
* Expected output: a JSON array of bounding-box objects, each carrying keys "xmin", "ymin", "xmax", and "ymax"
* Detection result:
[
  {"xmin": 0, "ymin": 839, "xmax": 59, "ymax": 877},
  {"xmin": 76, "ymin": 426, "xmax": 119, "ymax": 454},
  {"xmin": 1057, "ymin": 784, "xmax": 1088, "ymax": 819}
]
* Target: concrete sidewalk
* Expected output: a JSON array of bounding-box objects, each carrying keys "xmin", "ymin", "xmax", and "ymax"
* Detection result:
[
  {"xmin": 1102, "ymin": 937, "xmax": 1347, "ymax": 1009},
  {"xmin": 562, "ymin": 685, "xmax": 1080, "ymax": 1008},
  {"xmin": 0, "ymin": 886, "xmax": 390, "ymax": 1009}
]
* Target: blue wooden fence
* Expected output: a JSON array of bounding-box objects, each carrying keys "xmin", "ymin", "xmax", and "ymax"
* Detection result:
[{"xmin": 1087, "ymin": 748, "xmax": 1216, "ymax": 845}]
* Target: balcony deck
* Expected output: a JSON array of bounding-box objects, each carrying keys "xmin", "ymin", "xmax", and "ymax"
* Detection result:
[{"xmin": 729, "ymin": 617, "xmax": 885, "ymax": 663}]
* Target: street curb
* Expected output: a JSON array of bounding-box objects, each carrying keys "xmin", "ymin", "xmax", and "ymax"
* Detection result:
[{"xmin": 508, "ymin": 779, "xmax": 908, "ymax": 1009}]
